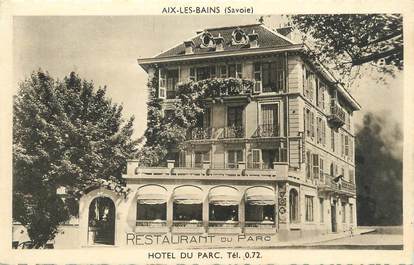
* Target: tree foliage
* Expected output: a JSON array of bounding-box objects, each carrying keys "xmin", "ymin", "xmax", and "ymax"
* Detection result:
[
  {"xmin": 290, "ymin": 14, "xmax": 403, "ymax": 82},
  {"xmin": 355, "ymin": 112, "xmax": 402, "ymax": 225},
  {"xmin": 13, "ymin": 70, "xmax": 138, "ymax": 247}
]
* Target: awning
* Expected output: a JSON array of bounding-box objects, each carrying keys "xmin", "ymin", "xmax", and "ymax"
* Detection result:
[
  {"xmin": 209, "ymin": 186, "xmax": 240, "ymax": 206},
  {"xmin": 173, "ymin": 186, "xmax": 203, "ymax": 204},
  {"xmin": 245, "ymin": 187, "xmax": 276, "ymax": 205},
  {"xmin": 137, "ymin": 185, "xmax": 167, "ymax": 204}
]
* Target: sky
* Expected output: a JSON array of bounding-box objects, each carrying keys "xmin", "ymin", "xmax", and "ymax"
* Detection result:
[{"xmin": 13, "ymin": 15, "xmax": 403, "ymax": 139}]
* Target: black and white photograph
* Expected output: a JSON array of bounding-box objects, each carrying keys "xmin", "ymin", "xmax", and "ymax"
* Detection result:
[{"xmin": 1, "ymin": 1, "xmax": 413, "ymax": 264}]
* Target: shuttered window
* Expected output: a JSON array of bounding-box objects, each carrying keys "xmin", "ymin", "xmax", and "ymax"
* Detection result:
[{"xmin": 305, "ymin": 196, "xmax": 314, "ymax": 222}]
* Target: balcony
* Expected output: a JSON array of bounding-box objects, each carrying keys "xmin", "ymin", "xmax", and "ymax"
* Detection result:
[
  {"xmin": 318, "ymin": 174, "xmax": 356, "ymax": 195},
  {"xmin": 220, "ymin": 126, "xmax": 244, "ymax": 139},
  {"xmin": 166, "ymin": 90, "xmax": 176, "ymax": 99},
  {"xmin": 252, "ymin": 124, "xmax": 280, "ymax": 138},
  {"xmin": 328, "ymin": 102, "xmax": 346, "ymax": 128},
  {"xmin": 187, "ymin": 127, "xmax": 214, "ymax": 140}
]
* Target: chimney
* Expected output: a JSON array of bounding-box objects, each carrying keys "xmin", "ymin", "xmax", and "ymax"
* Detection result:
[
  {"xmin": 248, "ymin": 30, "xmax": 259, "ymax": 48},
  {"xmin": 214, "ymin": 33, "xmax": 224, "ymax": 51},
  {"xmin": 184, "ymin": 40, "xmax": 195, "ymax": 55}
]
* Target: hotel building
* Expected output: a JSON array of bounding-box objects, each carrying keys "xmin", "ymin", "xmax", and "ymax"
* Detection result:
[{"xmin": 13, "ymin": 23, "xmax": 361, "ymax": 248}]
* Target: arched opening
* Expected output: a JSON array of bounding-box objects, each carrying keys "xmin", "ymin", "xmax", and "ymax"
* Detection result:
[
  {"xmin": 136, "ymin": 185, "xmax": 167, "ymax": 227},
  {"xmin": 209, "ymin": 186, "xmax": 240, "ymax": 227},
  {"xmin": 245, "ymin": 187, "xmax": 276, "ymax": 227},
  {"xmin": 289, "ymin": 189, "xmax": 299, "ymax": 223},
  {"xmin": 88, "ymin": 197, "xmax": 115, "ymax": 245},
  {"xmin": 172, "ymin": 186, "xmax": 203, "ymax": 228}
]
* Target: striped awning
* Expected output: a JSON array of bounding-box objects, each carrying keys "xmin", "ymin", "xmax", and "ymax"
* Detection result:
[
  {"xmin": 136, "ymin": 185, "xmax": 167, "ymax": 204},
  {"xmin": 209, "ymin": 186, "xmax": 240, "ymax": 206},
  {"xmin": 173, "ymin": 186, "xmax": 203, "ymax": 204},
  {"xmin": 245, "ymin": 187, "xmax": 276, "ymax": 205}
]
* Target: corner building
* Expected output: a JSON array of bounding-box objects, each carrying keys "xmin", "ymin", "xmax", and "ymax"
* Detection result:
[
  {"xmin": 129, "ymin": 23, "xmax": 360, "ymax": 241},
  {"xmin": 67, "ymin": 23, "xmax": 361, "ymax": 247}
]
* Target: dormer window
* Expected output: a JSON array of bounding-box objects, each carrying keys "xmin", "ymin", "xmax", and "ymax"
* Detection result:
[
  {"xmin": 232, "ymin": 28, "xmax": 248, "ymax": 45},
  {"xmin": 200, "ymin": 31, "xmax": 214, "ymax": 48}
]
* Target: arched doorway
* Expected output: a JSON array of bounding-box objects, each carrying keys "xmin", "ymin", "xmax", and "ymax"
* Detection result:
[{"xmin": 88, "ymin": 197, "xmax": 115, "ymax": 245}]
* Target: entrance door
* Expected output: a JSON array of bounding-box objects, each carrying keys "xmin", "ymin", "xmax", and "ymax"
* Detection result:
[
  {"xmin": 331, "ymin": 201, "xmax": 337, "ymax": 233},
  {"xmin": 88, "ymin": 197, "xmax": 116, "ymax": 245}
]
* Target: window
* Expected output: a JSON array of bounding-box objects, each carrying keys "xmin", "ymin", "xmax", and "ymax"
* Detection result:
[
  {"xmin": 289, "ymin": 189, "xmax": 299, "ymax": 223},
  {"xmin": 312, "ymin": 154, "xmax": 319, "ymax": 180},
  {"xmin": 349, "ymin": 138, "xmax": 354, "ymax": 162},
  {"xmin": 261, "ymin": 104, "xmax": 279, "ymax": 136},
  {"xmin": 349, "ymin": 169, "xmax": 354, "ymax": 184},
  {"xmin": 194, "ymin": 151, "xmax": 209, "ymax": 168},
  {"xmin": 305, "ymin": 68, "xmax": 315, "ymax": 101},
  {"xmin": 137, "ymin": 203, "xmax": 166, "ymax": 221},
  {"xmin": 189, "ymin": 67, "xmax": 196, "ymax": 81},
  {"xmin": 305, "ymin": 196, "xmax": 314, "ymax": 222},
  {"xmin": 227, "ymin": 106, "xmax": 243, "ymax": 127},
  {"xmin": 262, "ymin": 148, "xmax": 287, "ymax": 169},
  {"xmin": 331, "ymin": 129, "xmax": 335, "ymax": 152},
  {"xmin": 350, "ymin": 204, "xmax": 354, "ymax": 224},
  {"xmin": 330, "ymin": 163, "xmax": 334, "ymax": 177},
  {"xmin": 322, "ymin": 120, "xmax": 326, "ymax": 145},
  {"xmin": 195, "ymin": 66, "xmax": 216, "ymax": 81},
  {"xmin": 227, "ymin": 150, "xmax": 243, "ymax": 168},
  {"xmin": 306, "ymin": 151, "xmax": 311, "ymax": 179},
  {"xmin": 251, "ymin": 149, "xmax": 261, "ymax": 169},
  {"xmin": 305, "ymin": 109, "xmax": 311, "ymax": 137},
  {"xmin": 246, "ymin": 204, "xmax": 275, "ymax": 222},
  {"xmin": 254, "ymin": 58, "xmax": 285, "ymax": 93},
  {"xmin": 316, "ymin": 117, "xmax": 321, "ymax": 144},
  {"xmin": 319, "ymin": 158, "xmax": 324, "ymax": 182},
  {"xmin": 310, "ymin": 112, "xmax": 315, "ymax": 138},
  {"xmin": 342, "ymin": 203, "xmax": 346, "ymax": 223},
  {"xmin": 228, "ymin": 64, "xmax": 242, "ymax": 78},
  {"xmin": 345, "ymin": 135, "xmax": 349, "ymax": 157},
  {"xmin": 319, "ymin": 198, "xmax": 324, "ymax": 223},
  {"xmin": 341, "ymin": 133, "xmax": 345, "ymax": 157},
  {"xmin": 195, "ymin": 108, "xmax": 211, "ymax": 128},
  {"xmin": 159, "ymin": 69, "xmax": 179, "ymax": 99},
  {"xmin": 219, "ymin": 65, "xmax": 227, "ymax": 78},
  {"xmin": 316, "ymin": 117, "xmax": 325, "ymax": 144}
]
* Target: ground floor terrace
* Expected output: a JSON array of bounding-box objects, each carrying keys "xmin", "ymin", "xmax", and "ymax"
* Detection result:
[{"xmin": 12, "ymin": 163, "xmax": 357, "ymax": 249}]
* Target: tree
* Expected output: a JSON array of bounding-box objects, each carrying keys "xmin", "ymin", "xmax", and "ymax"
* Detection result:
[
  {"xmin": 355, "ymin": 112, "xmax": 402, "ymax": 225},
  {"xmin": 13, "ymin": 70, "xmax": 138, "ymax": 248},
  {"xmin": 290, "ymin": 14, "xmax": 403, "ymax": 82}
]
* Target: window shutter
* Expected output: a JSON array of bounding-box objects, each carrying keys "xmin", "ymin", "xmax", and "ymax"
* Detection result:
[
  {"xmin": 251, "ymin": 149, "xmax": 261, "ymax": 169},
  {"xmin": 189, "ymin": 67, "xmax": 196, "ymax": 81},
  {"xmin": 159, "ymin": 69, "xmax": 166, "ymax": 99}
]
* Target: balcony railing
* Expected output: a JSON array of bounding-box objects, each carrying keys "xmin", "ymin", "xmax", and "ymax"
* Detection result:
[
  {"xmin": 252, "ymin": 124, "xmax": 280, "ymax": 138},
  {"xmin": 166, "ymin": 90, "xmax": 176, "ymax": 99},
  {"xmin": 318, "ymin": 174, "xmax": 356, "ymax": 194},
  {"xmin": 220, "ymin": 126, "xmax": 244, "ymax": 138},
  {"xmin": 188, "ymin": 127, "xmax": 214, "ymax": 140},
  {"xmin": 328, "ymin": 102, "xmax": 346, "ymax": 128}
]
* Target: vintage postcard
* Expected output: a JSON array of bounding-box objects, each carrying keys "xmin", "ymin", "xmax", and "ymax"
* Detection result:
[{"xmin": 0, "ymin": 0, "xmax": 413, "ymax": 264}]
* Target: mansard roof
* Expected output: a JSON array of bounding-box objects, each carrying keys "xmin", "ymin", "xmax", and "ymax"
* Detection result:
[{"xmin": 155, "ymin": 23, "xmax": 295, "ymax": 58}]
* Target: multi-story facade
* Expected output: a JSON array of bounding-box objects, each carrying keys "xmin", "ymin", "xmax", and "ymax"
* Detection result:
[
  {"xmin": 12, "ymin": 23, "xmax": 360, "ymax": 248},
  {"xmin": 127, "ymin": 23, "xmax": 361, "ymax": 242}
]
